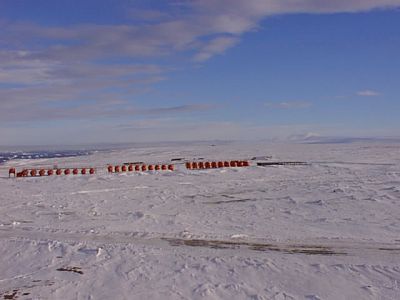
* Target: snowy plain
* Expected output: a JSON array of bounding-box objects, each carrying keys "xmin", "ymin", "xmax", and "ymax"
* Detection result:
[{"xmin": 0, "ymin": 141, "xmax": 400, "ymax": 299}]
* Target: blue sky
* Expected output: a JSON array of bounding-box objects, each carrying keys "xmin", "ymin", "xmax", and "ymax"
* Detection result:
[{"xmin": 1, "ymin": 0, "xmax": 399, "ymax": 145}]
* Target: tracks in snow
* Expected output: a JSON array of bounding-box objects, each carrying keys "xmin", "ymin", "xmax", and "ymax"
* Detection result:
[{"xmin": 1, "ymin": 226, "xmax": 400, "ymax": 257}]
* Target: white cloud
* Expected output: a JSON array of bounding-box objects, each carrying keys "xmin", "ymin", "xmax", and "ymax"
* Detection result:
[
  {"xmin": 194, "ymin": 36, "xmax": 240, "ymax": 62},
  {"xmin": 265, "ymin": 101, "xmax": 312, "ymax": 109},
  {"xmin": 356, "ymin": 90, "xmax": 381, "ymax": 97},
  {"xmin": 0, "ymin": 96, "xmax": 213, "ymax": 122},
  {"xmin": 3, "ymin": 1, "xmax": 399, "ymax": 66},
  {"xmin": 2, "ymin": 1, "xmax": 399, "ymax": 84},
  {"xmin": 193, "ymin": 0, "xmax": 400, "ymax": 16}
]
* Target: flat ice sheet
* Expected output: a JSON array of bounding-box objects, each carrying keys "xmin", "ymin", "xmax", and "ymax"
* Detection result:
[{"xmin": 0, "ymin": 142, "xmax": 399, "ymax": 299}]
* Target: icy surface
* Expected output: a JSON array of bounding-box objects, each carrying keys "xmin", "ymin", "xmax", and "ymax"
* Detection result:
[
  {"xmin": 1, "ymin": 142, "xmax": 400, "ymax": 299},
  {"xmin": 0, "ymin": 150, "xmax": 91, "ymax": 165}
]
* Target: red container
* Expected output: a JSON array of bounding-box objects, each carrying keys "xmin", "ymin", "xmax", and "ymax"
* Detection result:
[
  {"xmin": 141, "ymin": 165, "xmax": 147, "ymax": 171},
  {"xmin": 242, "ymin": 161, "xmax": 249, "ymax": 167},
  {"xmin": 9, "ymin": 168, "xmax": 16, "ymax": 177},
  {"xmin": 114, "ymin": 166, "xmax": 120, "ymax": 173},
  {"xmin": 211, "ymin": 162, "xmax": 218, "ymax": 168},
  {"xmin": 205, "ymin": 162, "xmax": 211, "ymax": 169},
  {"xmin": 237, "ymin": 161, "xmax": 244, "ymax": 167},
  {"xmin": 81, "ymin": 168, "xmax": 86, "ymax": 175},
  {"xmin": 161, "ymin": 165, "xmax": 167, "ymax": 170},
  {"xmin": 192, "ymin": 162, "xmax": 198, "ymax": 169},
  {"xmin": 56, "ymin": 169, "xmax": 62, "ymax": 175},
  {"xmin": 107, "ymin": 165, "xmax": 113, "ymax": 173},
  {"xmin": 224, "ymin": 161, "xmax": 230, "ymax": 167},
  {"xmin": 39, "ymin": 169, "xmax": 45, "ymax": 176},
  {"xmin": 89, "ymin": 168, "xmax": 95, "ymax": 174},
  {"xmin": 185, "ymin": 162, "xmax": 192, "ymax": 169},
  {"xmin": 198, "ymin": 162, "xmax": 205, "ymax": 169},
  {"xmin": 217, "ymin": 161, "xmax": 224, "ymax": 168},
  {"xmin": 148, "ymin": 165, "xmax": 154, "ymax": 171},
  {"xmin": 230, "ymin": 161, "xmax": 237, "ymax": 167},
  {"xmin": 135, "ymin": 165, "xmax": 140, "ymax": 171},
  {"xmin": 168, "ymin": 164, "xmax": 174, "ymax": 171},
  {"xmin": 64, "ymin": 169, "xmax": 70, "ymax": 175},
  {"xmin": 73, "ymin": 168, "xmax": 79, "ymax": 175},
  {"xmin": 155, "ymin": 165, "xmax": 160, "ymax": 170},
  {"xmin": 47, "ymin": 169, "xmax": 54, "ymax": 176},
  {"xmin": 121, "ymin": 165, "xmax": 127, "ymax": 172},
  {"xmin": 128, "ymin": 165, "xmax": 133, "ymax": 172},
  {"xmin": 30, "ymin": 169, "xmax": 37, "ymax": 176}
]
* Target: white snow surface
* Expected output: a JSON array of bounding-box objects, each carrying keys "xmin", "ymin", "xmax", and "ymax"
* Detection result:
[{"xmin": 1, "ymin": 142, "xmax": 400, "ymax": 299}]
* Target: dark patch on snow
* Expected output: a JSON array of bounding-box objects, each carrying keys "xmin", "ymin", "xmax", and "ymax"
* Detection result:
[
  {"xmin": 0, "ymin": 280, "xmax": 55, "ymax": 299},
  {"xmin": 56, "ymin": 266, "xmax": 83, "ymax": 274},
  {"xmin": 163, "ymin": 238, "xmax": 345, "ymax": 256},
  {"xmin": 2, "ymin": 290, "xmax": 18, "ymax": 300},
  {"xmin": 204, "ymin": 198, "xmax": 256, "ymax": 204}
]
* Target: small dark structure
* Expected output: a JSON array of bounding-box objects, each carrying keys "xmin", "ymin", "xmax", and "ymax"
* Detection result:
[{"xmin": 257, "ymin": 161, "xmax": 309, "ymax": 166}]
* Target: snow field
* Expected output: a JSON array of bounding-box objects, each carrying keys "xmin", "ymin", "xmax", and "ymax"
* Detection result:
[{"xmin": 0, "ymin": 142, "xmax": 399, "ymax": 299}]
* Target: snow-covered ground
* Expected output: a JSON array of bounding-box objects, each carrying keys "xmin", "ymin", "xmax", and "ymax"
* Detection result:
[{"xmin": 1, "ymin": 142, "xmax": 399, "ymax": 299}]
